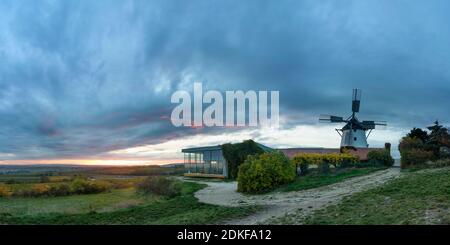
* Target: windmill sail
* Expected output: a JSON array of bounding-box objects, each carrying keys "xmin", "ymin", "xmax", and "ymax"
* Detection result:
[
  {"xmin": 319, "ymin": 89, "xmax": 387, "ymax": 148},
  {"xmin": 362, "ymin": 121, "xmax": 375, "ymax": 129},
  {"xmin": 352, "ymin": 89, "xmax": 361, "ymax": 113},
  {"xmin": 319, "ymin": 115, "xmax": 345, "ymax": 123}
]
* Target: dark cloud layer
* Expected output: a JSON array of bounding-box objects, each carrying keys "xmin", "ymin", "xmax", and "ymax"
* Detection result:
[{"xmin": 1, "ymin": 0, "xmax": 449, "ymax": 160}]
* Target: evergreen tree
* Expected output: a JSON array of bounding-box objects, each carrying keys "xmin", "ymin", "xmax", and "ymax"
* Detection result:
[
  {"xmin": 426, "ymin": 121, "xmax": 450, "ymax": 147},
  {"xmin": 407, "ymin": 127, "xmax": 429, "ymax": 143}
]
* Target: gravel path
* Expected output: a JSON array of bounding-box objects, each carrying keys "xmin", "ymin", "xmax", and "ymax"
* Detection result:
[{"xmin": 191, "ymin": 168, "xmax": 401, "ymax": 224}]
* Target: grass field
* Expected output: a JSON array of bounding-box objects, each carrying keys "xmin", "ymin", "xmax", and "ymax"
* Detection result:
[
  {"xmin": 278, "ymin": 167, "xmax": 385, "ymax": 192},
  {"xmin": 0, "ymin": 175, "xmax": 43, "ymax": 183},
  {"xmin": 303, "ymin": 167, "xmax": 450, "ymax": 224},
  {"xmin": 0, "ymin": 188, "xmax": 159, "ymax": 216},
  {"xmin": 0, "ymin": 181, "xmax": 259, "ymax": 224}
]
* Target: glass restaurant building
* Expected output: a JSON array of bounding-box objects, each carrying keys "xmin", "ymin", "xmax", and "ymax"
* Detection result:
[
  {"xmin": 182, "ymin": 142, "xmax": 274, "ymax": 178},
  {"xmin": 182, "ymin": 145, "xmax": 228, "ymax": 178}
]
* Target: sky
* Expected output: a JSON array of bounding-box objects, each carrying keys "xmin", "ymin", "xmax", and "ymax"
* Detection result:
[{"xmin": 1, "ymin": 0, "xmax": 449, "ymax": 165}]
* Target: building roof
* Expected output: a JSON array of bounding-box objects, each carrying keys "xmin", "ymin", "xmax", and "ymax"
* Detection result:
[
  {"xmin": 255, "ymin": 142, "xmax": 274, "ymax": 152},
  {"xmin": 182, "ymin": 145, "xmax": 222, "ymax": 153},
  {"xmin": 181, "ymin": 141, "xmax": 273, "ymax": 153}
]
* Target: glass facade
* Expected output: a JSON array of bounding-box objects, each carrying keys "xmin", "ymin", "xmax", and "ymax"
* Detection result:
[{"xmin": 184, "ymin": 149, "xmax": 226, "ymax": 176}]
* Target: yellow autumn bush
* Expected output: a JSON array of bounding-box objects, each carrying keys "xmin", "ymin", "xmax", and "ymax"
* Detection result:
[
  {"xmin": 14, "ymin": 183, "xmax": 51, "ymax": 197},
  {"xmin": 6, "ymin": 179, "xmax": 112, "ymax": 198},
  {"xmin": 0, "ymin": 184, "xmax": 12, "ymax": 197},
  {"xmin": 292, "ymin": 152, "xmax": 359, "ymax": 174}
]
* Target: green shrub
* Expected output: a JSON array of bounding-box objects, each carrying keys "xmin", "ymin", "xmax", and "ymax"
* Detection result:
[
  {"xmin": 237, "ymin": 151, "xmax": 295, "ymax": 193},
  {"xmin": 399, "ymin": 136, "xmax": 435, "ymax": 169},
  {"xmin": 88, "ymin": 181, "xmax": 112, "ymax": 193},
  {"xmin": 70, "ymin": 178, "xmax": 112, "ymax": 195},
  {"xmin": 399, "ymin": 136, "xmax": 424, "ymax": 152},
  {"xmin": 137, "ymin": 176, "xmax": 182, "ymax": 198},
  {"xmin": 401, "ymin": 148, "xmax": 435, "ymax": 169},
  {"xmin": 399, "ymin": 124, "xmax": 450, "ymax": 169},
  {"xmin": 367, "ymin": 150, "xmax": 394, "ymax": 167},
  {"xmin": 70, "ymin": 178, "xmax": 91, "ymax": 194},
  {"xmin": 221, "ymin": 140, "xmax": 266, "ymax": 179},
  {"xmin": 48, "ymin": 183, "xmax": 71, "ymax": 196}
]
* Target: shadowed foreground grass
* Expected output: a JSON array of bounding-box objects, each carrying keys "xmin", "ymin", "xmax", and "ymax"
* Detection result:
[
  {"xmin": 0, "ymin": 182, "xmax": 259, "ymax": 225},
  {"xmin": 304, "ymin": 168, "xmax": 450, "ymax": 224},
  {"xmin": 278, "ymin": 167, "xmax": 385, "ymax": 192}
]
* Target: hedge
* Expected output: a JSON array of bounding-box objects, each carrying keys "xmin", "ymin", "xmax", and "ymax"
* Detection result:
[
  {"xmin": 292, "ymin": 153, "xmax": 359, "ymax": 174},
  {"xmin": 400, "ymin": 148, "xmax": 435, "ymax": 169},
  {"xmin": 367, "ymin": 150, "xmax": 394, "ymax": 167},
  {"xmin": 399, "ymin": 136, "xmax": 436, "ymax": 168}
]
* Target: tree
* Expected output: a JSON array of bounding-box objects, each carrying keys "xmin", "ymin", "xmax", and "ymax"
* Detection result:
[
  {"xmin": 427, "ymin": 121, "xmax": 450, "ymax": 147},
  {"xmin": 407, "ymin": 127, "xmax": 429, "ymax": 143},
  {"xmin": 399, "ymin": 122, "xmax": 450, "ymax": 168}
]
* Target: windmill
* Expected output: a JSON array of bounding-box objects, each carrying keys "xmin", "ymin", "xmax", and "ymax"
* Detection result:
[{"xmin": 319, "ymin": 89, "xmax": 387, "ymax": 148}]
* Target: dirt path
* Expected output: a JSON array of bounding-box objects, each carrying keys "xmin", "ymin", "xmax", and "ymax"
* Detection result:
[{"xmin": 192, "ymin": 168, "xmax": 401, "ymax": 224}]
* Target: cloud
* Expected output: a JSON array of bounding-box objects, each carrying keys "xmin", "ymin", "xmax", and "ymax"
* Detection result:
[{"xmin": 0, "ymin": 0, "xmax": 449, "ymax": 163}]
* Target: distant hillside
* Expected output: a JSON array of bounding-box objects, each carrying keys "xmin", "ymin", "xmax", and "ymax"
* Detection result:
[
  {"xmin": 0, "ymin": 165, "xmax": 82, "ymax": 175},
  {"xmin": 0, "ymin": 164, "xmax": 184, "ymax": 176},
  {"xmin": 80, "ymin": 164, "xmax": 185, "ymax": 176}
]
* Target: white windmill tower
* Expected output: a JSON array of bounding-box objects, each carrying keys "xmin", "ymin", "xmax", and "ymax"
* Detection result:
[{"xmin": 319, "ymin": 89, "xmax": 386, "ymax": 148}]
